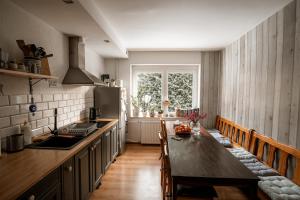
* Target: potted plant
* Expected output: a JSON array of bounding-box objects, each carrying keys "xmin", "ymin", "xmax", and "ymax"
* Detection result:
[
  {"xmin": 158, "ymin": 110, "xmax": 163, "ymax": 117},
  {"xmin": 131, "ymin": 96, "xmax": 140, "ymax": 117}
]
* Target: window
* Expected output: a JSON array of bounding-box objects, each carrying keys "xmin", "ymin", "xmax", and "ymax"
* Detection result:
[{"xmin": 132, "ymin": 65, "xmax": 199, "ymax": 113}]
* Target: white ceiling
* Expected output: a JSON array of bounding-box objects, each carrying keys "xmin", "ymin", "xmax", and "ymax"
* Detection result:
[
  {"xmin": 93, "ymin": 0, "xmax": 291, "ymax": 50},
  {"xmin": 13, "ymin": 0, "xmax": 291, "ymax": 57}
]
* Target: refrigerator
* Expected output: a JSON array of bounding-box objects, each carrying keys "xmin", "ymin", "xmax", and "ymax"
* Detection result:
[{"xmin": 94, "ymin": 87, "xmax": 127, "ymax": 154}]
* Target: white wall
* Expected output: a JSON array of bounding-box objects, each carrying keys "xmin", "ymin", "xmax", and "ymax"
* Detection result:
[{"xmin": 0, "ymin": 0, "xmax": 103, "ymax": 141}]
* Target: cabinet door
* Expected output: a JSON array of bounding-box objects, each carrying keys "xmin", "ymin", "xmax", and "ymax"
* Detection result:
[
  {"xmin": 111, "ymin": 126, "xmax": 118, "ymax": 160},
  {"xmin": 105, "ymin": 131, "xmax": 111, "ymax": 171},
  {"xmin": 75, "ymin": 147, "xmax": 91, "ymax": 200},
  {"xmin": 62, "ymin": 158, "xmax": 75, "ymax": 200},
  {"xmin": 40, "ymin": 184, "xmax": 61, "ymax": 200},
  {"xmin": 91, "ymin": 136, "xmax": 103, "ymax": 190}
]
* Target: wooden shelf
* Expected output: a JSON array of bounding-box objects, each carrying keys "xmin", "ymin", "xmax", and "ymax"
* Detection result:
[{"xmin": 0, "ymin": 68, "xmax": 57, "ymax": 79}]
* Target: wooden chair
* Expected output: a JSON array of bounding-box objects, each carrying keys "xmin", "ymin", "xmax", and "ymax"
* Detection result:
[
  {"xmin": 249, "ymin": 130, "xmax": 300, "ymax": 199},
  {"xmin": 230, "ymin": 124, "xmax": 251, "ymax": 150},
  {"xmin": 160, "ymin": 119, "xmax": 169, "ymax": 152},
  {"xmin": 158, "ymin": 131, "xmax": 165, "ymax": 187}
]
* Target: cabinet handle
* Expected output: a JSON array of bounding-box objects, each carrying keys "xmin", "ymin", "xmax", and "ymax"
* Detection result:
[
  {"xmin": 28, "ymin": 195, "xmax": 35, "ymax": 200},
  {"xmin": 65, "ymin": 166, "xmax": 72, "ymax": 172},
  {"xmin": 91, "ymin": 146, "xmax": 94, "ymax": 151}
]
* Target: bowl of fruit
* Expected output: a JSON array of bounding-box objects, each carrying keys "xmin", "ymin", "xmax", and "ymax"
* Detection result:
[{"xmin": 175, "ymin": 124, "xmax": 192, "ymax": 136}]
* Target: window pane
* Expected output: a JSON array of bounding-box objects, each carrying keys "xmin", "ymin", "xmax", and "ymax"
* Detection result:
[
  {"xmin": 137, "ymin": 73, "xmax": 162, "ymax": 111},
  {"xmin": 168, "ymin": 73, "xmax": 193, "ymax": 111}
]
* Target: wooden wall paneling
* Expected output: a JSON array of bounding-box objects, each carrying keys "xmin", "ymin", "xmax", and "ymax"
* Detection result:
[
  {"xmin": 214, "ymin": 52, "xmax": 221, "ymax": 127},
  {"xmin": 237, "ymin": 36, "xmax": 246, "ymax": 125},
  {"xmin": 227, "ymin": 46, "xmax": 233, "ymax": 120},
  {"xmin": 254, "ymin": 24, "xmax": 263, "ymax": 131},
  {"xmin": 291, "ymin": 1, "xmax": 300, "ymax": 148},
  {"xmin": 221, "ymin": 50, "xmax": 226, "ymax": 117},
  {"xmin": 259, "ymin": 20, "xmax": 269, "ymax": 134},
  {"xmin": 203, "ymin": 52, "xmax": 210, "ymax": 128},
  {"xmin": 200, "ymin": 52, "xmax": 204, "ymax": 115},
  {"xmin": 242, "ymin": 32, "xmax": 251, "ymax": 127},
  {"xmin": 217, "ymin": 51, "xmax": 222, "ymax": 116},
  {"xmin": 278, "ymin": 2, "xmax": 296, "ymax": 144},
  {"xmin": 249, "ymin": 29, "xmax": 257, "ymax": 128},
  {"xmin": 208, "ymin": 52, "xmax": 216, "ymax": 128},
  {"xmin": 232, "ymin": 41, "xmax": 239, "ymax": 121},
  {"xmin": 224, "ymin": 47, "xmax": 229, "ymax": 119},
  {"xmin": 264, "ymin": 14, "xmax": 277, "ymax": 137},
  {"xmin": 272, "ymin": 10, "xmax": 283, "ymax": 141}
]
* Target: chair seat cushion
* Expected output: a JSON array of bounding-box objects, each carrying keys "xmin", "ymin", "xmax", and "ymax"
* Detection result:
[
  {"xmin": 244, "ymin": 162, "xmax": 279, "ymax": 176},
  {"xmin": 258, "ymin": 176, "xmax": 300, "ymax": 200},
  {"xmin": 228, "ymin": 148, "xmax": 255, "ymax": 160},
  {"xmin": 209, "ymin": 132, "xmax": 223, "ymax": 138},
  {"xmin": 177, "ymin": 184, "xmax": 217, "ymax": 198},
  {"xmin": 215, "ymin": 137, "xmax": 233, "ymax": 148},
  {"xmin": 240, "ymin": 158, "xmax": 258, "ymax": 164}
]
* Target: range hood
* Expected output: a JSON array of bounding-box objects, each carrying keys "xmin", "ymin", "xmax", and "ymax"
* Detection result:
[{"xmin": 62, "ymin": 36, "xmax": 105, "ymax": 86}]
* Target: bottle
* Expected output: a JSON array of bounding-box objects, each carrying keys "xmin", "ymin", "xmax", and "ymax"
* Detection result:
[{"xmin": 21, "ymin": 121, "xmax": 32, "ymax": 145}]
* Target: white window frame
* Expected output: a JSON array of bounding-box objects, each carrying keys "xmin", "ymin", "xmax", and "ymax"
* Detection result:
[{"xmin": 131, "ymin": 64, "xmax": 200, "ymax": 113}]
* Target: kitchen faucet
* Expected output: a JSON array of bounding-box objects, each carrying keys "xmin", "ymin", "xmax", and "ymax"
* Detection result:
[{"xmin": 48, "ymin": 108, "xmax": 58, "ymax": 136}]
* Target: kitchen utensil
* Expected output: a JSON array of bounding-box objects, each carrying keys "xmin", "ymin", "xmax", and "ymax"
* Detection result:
[
  {"xmin": 6, "ymin": 134, "xmax": 24, "ymax": 152},
  {"xmin": 89, "ymin": 107, "xmax": 97, "ymax": 122}
]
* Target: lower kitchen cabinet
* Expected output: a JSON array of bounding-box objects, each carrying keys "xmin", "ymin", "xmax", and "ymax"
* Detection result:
[
  {"xmin": 90, "ymin": 136, "xmax": 103, "ymax": 190},
  {"xmin": 61, "ymin": 158, "xmax": 75, "ymax": 200},
  {"xmin": 18, "ymin": 125, "xmax": 118, "ymax": 200},
  {"xmin": 111, "ymin": 126, "xmax": 118, "ymax": 160},
  {"xmin": 75, "ymin": 147, "xmax": 91, "ymax": 200},
  {"xmin": 18, "ymin": 168, "xmax": 61, "ymax": 200}
]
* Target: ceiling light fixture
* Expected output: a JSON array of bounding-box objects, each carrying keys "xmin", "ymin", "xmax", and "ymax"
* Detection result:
[{"xmin": 104, "ymin": 40, "xmax": 110, "ymax": 43}]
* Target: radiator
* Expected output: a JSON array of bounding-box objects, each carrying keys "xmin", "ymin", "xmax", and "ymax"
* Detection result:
[{"xmin": 140, "ymin": 120, "xmax": 160, "ymax": 144}]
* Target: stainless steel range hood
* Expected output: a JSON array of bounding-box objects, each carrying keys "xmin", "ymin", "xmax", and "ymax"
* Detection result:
[{"xmin": 62, "ymin": 36, "xmax": 105, "ymax": 86}]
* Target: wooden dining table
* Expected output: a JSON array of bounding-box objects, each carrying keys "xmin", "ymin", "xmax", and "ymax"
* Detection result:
[{"xmin": 166, "ymin": 122, "xmax": 259, "ymax": 200}]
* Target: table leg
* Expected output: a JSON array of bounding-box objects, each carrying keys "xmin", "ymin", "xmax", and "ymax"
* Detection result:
[
  {"xmin": 249, "ymin": 184, "xmax": 259, "ymax": 200},
  {"xmin": 172, "ymin": 178, "xmax": 177, "ymax": 200}
]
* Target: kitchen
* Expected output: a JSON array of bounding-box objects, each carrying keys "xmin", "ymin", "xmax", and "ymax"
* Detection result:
[{"xmin": 1, "ymin": 0, "xmax": 300, "ymax": 200}]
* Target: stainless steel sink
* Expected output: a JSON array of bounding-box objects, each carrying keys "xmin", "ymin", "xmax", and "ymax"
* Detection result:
[{"xmin": 27, "ymin": 136, "xmax": 84, "ymax": 150}]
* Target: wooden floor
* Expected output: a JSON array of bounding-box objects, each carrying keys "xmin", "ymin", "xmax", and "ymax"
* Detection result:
[{"xmin": 90, "ymin": 144, "xmax": 252, "ymax": 200}]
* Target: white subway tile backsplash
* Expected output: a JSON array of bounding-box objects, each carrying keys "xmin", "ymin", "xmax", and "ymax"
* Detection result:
[
  {"xmin": 32, "ymin": 128, "xmax": 43, "ymax": 137},
  {"xmin": 28, "ymin": 94, "xmax": 42, "ymax": 103},
  {"xmin": 57, "ymin": 108, "xmax": 64, "ymax": 115},
  {"xmin": 59, "ymin": 101, "xmax": 67, "ymax": 107},
  {"xmin": 0, "ymin": 117, "xmax": 10, "ymax": 128},
  {"xmin": 0, "ymin": 105, "xmax": 19, "ymax": 117},
  {"xmin": 57, "ymin": 121, "xmax": 64, "ymax": 128},
  {"xmin": 20, "ymin": 104, "xmax": 30, "ymax": 113},
  {"xmin": 79, "ymin": 99, "xmax": 85, "ymax": 104},
  {"xmin": 49, "ymin": 117, "xmax": 54, "ymax": 124},
  {"xmin": 77, "ymin": 94, "xmax": 83, "ymax": 99},
  {"xmin": 29, "ymin": 111, "xmax": 43, "ymax": 121},
  {"xmin": 48, "ymin": 101, "xmax": 58, "ymax": 109},
  {"xmin": 0, "ymin": 96, "xmax": 9, "ymax": 106},
  {"xmin": 11, "ymin": 114, "xmax": 28, "ymax": 125},
  {"xmin": 86, "ymin": 98, "xmax": 93, "ymax": 103},
  {"xmin": 42, "ymin": 94, "xmax": 53, "ymax": 102},
  {"xmin": 74, "ymin": 110, "xmax": 80, "ymax": 116},
  {"xmin": 53, "ymin": 94, "xmax": 62, "ymax": 101},
  {"xmin": 64, "ymin": 119, "xmax": 71, "ymax": 125},
  {"xmin": 74, "ymin": 99, "xmax": 80, "ymax": 105},
  {"xmin": 9, "ymin": 95, "xmax": 28, "ymax": 105},
  {"xmin": 67, "ymin": 100, "xmax": 73, "ymax": 106},
  {"xmin": 43, "ymin": 124, "xmax": 53, "ymax": 133},
  {"xmin": 70, "ymin": 105, "xmax": 77, "ymax": 112},
  {"xmin": 67, "ymin": 112, "xmax": 74, "ymax": 119},
  {"xmin": 36, "ymin": 102, "xmax": 48, "ymax": 111},
  {"xmin": 30, "ymin": 121, "xmax": 37, "ymax": 129},
  {"xmin": 70, "ymin": 94, "xmax": 76, "ymax": 99},
  {"xmin": 43, "ymin": 109, "xmax": 54, "ymax": 118},
  {"xmin": 76, "ymin": 105, "xmax": 81, "ymax": 110},
  {"xmin": 63, "ymin": 106, "xmax": 70, "ymax": 113},
  {"xmin": 63, "ymin": 94, "xmax": 70, "ymax": 100},
  {"xmin": 58, "ymin": 114, "xmax": 67, "ymax": 121},
  {"xmin": 37, "ymin": 118, "xmax": 48, "ymax": 128}
]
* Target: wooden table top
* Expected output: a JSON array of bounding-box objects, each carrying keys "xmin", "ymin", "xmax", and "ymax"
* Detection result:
[
  {"xmin": 0, "ymin": 118, "xmax": 118, "ymax": 200},
  {"xmin": 166, "ymin": 122, "xmax": 259, "ymax": 185}
]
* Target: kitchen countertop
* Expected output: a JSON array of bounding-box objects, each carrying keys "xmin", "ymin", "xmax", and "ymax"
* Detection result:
[{"xmin": 0, "ymin": 118, "xmax": 118, "ymax": 200}]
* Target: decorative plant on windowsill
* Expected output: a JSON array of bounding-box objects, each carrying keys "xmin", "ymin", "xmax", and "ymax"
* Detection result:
[
  {"xmin": 185, "ymin": 111, "xmax": 207, "ymax": 129},
  {"xmin": 141, "ymin": 95, "xmax": 151, "ymax": 117},
  {"xmin": 131, "ymin": 96, "xmax": 140, "ymax": 117}
]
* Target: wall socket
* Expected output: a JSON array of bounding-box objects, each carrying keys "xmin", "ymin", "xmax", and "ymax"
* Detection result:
[{"xmin": 48, "ymin": 80, "xmax": 58, "ymax": 88}]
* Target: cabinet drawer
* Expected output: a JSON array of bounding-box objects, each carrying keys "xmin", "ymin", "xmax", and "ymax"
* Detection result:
[{"xmin": 18, "ymin": 168, "xmax": 61, "ymax": 200}]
